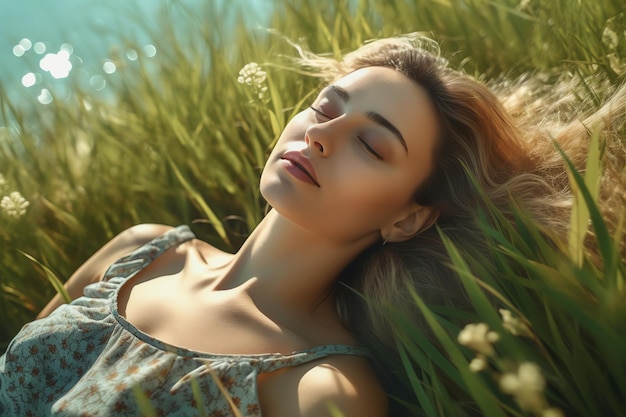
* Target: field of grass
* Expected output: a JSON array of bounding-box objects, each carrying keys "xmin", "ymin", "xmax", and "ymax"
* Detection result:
[{"xmin": 1, "ymin": 0, "xmax": 625, "ymax": 415}]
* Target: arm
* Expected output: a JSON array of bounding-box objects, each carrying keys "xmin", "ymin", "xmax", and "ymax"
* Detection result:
[
  {"xmin": 37, "ymin": 223, "xmax": 174, "ymax": 319},
  {"xmin": 259, "ymin": 356, "xmax": 388, "ymax": 417}
]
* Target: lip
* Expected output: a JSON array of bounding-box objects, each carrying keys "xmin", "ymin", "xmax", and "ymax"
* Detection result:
[{"xmin": 280, "ymin": 151, "xmax": 320, "ymax": 187}]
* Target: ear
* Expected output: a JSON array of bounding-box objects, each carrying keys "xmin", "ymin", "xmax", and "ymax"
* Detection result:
[{"xmin": 381, "ymin": 204, "xmax": 439, "ymax": 243}]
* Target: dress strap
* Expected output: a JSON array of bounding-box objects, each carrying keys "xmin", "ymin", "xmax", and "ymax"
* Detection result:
[
  {"xmin": 255, "ymin": 345, "xmax": 372, "ymax": 373},
  {"xmin": 102, "ymin": 225, "xmax": 196, "ymax": 281}
]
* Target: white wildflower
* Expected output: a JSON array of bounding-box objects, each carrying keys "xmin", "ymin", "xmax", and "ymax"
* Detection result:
[
  {"xmin": 499, "ymin": 309, "xmax": 533, "ymax": 337},
  {"xmin": 487, "ymin": 330, "xmax": 500, "ymax": 343},
  {"xmin": 542, "ymin": 408, "xmax": 564, "ymax": 417},
  {"xmin": 499, "ymin": 362, "xmax": 546, "ymax": 413},
  {"xmin": 457, "ymin": 323, "xmax": 499, "ymax": 356},
  {"xmin": 1, "ymin": 191, "xmax": 30, "ymax": 218},
  {"xmin": 237, "ymin": 62, "xmax": 268, "ymax": 100},
  {"xmin": 237, "ymin": 62, "xmax": 266, "ymax": 85},
  {"xmin": 469, "ymin": 354, "xmax": 488, "ymax": 373}
]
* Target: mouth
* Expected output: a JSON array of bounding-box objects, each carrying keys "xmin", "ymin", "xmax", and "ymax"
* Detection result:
[{"xmin": 280, "ymin": 151, "xmax": 320, "ymax": 187}]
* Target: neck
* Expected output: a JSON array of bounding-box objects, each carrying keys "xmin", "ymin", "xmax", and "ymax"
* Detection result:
[{"xmin": 217, "ymin": 210, "xmax": 374, "ymax": 320}]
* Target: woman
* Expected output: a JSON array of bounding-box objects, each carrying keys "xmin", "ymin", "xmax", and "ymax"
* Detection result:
[{"xmin": 1, "ymin": 36, "xmax": 623, "ymax": 416}]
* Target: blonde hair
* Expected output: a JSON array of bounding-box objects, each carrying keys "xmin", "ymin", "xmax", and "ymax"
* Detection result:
[{"xmin": 293, "ymin": 35, "xmax": 625, "ymax": 410}]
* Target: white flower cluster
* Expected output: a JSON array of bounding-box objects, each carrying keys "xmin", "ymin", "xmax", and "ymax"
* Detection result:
[
  {"xmin": 0, "ymin": 174, "xmax": 30, "ymax": 218},
  {"xmin": 458, "ymin": 311, "xmax": 562, "ymax": 416},
  {"xmin": 458, "ymin": 322, "xmax": 499, "ymax": 373},
  {"xmin": 237, "ymin": 62, "xmax": 268, "ymax": 100},
  {"xmin": 500, "ymin": 363, "xmax": 563, "ymax": 417},
  {"xmin": 499, "ymin": 308, "xmax": 533, "ymax": 337},
  {"xmin": 458, "ymin": 322, "xmax": 500, "ymax": 356}
]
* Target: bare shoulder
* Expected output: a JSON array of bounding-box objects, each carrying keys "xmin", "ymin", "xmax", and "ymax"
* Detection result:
[
  {"xmin": 297, "ymin": 356, "xmax": 387, "ymax": 417},
  {"xmin": 259, "ymin": 354, "xmax": 387, "ymax": 417},
  {"xmin": 37, "ymin": 223, "xmax": 175, "ymax": 318},
  {"xmin": 89, "ymin": 223, "xmax": 175, "ymax": 271},
  {"xmin": 110, "ymin": 223, "xmax": 175, "ymax": 248},
  {"xmin": 68, "ymin": 223, "xmax": 176, "ymax": 282}
]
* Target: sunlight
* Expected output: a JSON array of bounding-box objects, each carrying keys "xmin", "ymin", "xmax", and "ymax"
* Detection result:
[
  {"xmin": 21, "ymin": 72, "xmax": 36, "ymax": 87},
  {"xmin": 39, "ymin": 49, "xmax": 72, "ymax": 79}
]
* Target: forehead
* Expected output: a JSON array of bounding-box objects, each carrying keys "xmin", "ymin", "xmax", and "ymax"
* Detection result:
[{"xmin": 333, "ymin": 66, "xmax": 439, "ymax": 158}]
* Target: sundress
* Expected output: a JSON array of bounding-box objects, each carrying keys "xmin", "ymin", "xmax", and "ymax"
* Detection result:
[{"xmin": 0, "ymin": 225, "xmax": 369, "ymax": 416}]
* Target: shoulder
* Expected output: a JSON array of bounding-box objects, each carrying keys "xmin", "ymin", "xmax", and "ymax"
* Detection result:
[
  {"xmin": 83, "ymin": 223, "xmax": 178, "ymax": 277},
  {"xmin": 96, "ymin": 223, "xmax": 178, "ymax": 267},
  {"xmin": 89, "ymin": 224, "xmax": 175, "ymax": 269},
  {"xmin": 297, "ymin": 356, "xmax": 388, "ymax": 417},
  {"xmin": 259, "ymin": 354, "xmax": 387, "ymax": 417},
  {"xmin": 109, "ymin": 223, "xmax": 175, "ymax": 248},
  {"xmin": 37, "ymin": 224, "xmax": 177, "ymax": 318},
  {"xmin": 119, "ymin": 224, "xmax": 228, "ymax": 264},
  {"xmin": 80, "ymin": 223, "xmax": 176, "ymax": 280}
]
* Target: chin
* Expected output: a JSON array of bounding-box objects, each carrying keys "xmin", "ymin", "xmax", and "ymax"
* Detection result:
[
  {"xmin": 259, "ymin": 170, "xmax": 277, "ymax": 203},
  {"xmin": 259, "ymin": 161, "xmax": 302, "ymax": 208}
]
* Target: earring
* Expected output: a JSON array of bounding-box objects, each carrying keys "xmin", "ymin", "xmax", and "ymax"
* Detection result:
[{"xmin": 382, "ymin": 237, "xmax": 388, "ymax": 246}]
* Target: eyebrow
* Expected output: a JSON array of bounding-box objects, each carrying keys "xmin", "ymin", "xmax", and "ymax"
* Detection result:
[{"xmin": 330, "ymin": 85, "xmax": 408, "ymax": 153}]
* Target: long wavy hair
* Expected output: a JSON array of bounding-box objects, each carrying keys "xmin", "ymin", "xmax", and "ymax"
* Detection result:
[{"xmin": 292, "ymin": 35, "xmax": 626, "ymax": 414}]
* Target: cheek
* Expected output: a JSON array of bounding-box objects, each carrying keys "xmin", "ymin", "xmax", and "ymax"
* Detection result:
[
  {"xmin": 329, "ymin": 176, "xmax": 412, "ymax": 225},
  {"xmin": 260, "ymin": 114, "xmax": 308, "ymax": 183},
  {"xmin": 274, "ymin": 112, "xmax": 309, "ymax": 144}
]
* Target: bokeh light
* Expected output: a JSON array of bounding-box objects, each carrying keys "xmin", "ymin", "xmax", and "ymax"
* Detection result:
[
  {"xmin": 103, "ymin": 60, "xmax": 117, "ymax": 74},
  {"xmin": 19, "ymin": 38, "xmax": 32, "ymax": 51},
  {"xmin": 143, "ymin": 44, "xmax": 156, "ymax": 57},
  {"xmin": 33, "ymin": 42, "xmax": 46, "ymax": 54},
  {"xmin": 21, "ymin": 72, "xmax": 36, "ymax": 87},
  {"xmin": 60, "ymin": 43, "xmax": 74, "ymax": 54},
  {"xmin": 126, "ymin": 49, "xmax": 138, "ymax": 61},
  {"xmin": 39, "ymin": 49, "xmax": 73, "ymax": 79},
  {"xmin": 12, "ymin": 45, "xmax": 25, "ymax": 57},
  {"xmin": 37, "ymin": 88, "xmax": 53, "ymax": 104},
  {"xmin": 89, "ymin": 74, "xmax": 106, "ymax": 91}
]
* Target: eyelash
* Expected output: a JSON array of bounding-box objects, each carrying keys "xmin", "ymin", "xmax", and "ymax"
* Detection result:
[
  {"xmin": 309, "ymin": 105, "xmax": 331, "ymax": 120},
  {"xmin": 309, "ymin": 105, "xmax": 383, "ymax": 160}
]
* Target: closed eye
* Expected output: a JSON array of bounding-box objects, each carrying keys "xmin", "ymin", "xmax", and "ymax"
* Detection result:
[
  {"xmin": 358, "ymin": 137, "xmax": 383, "ymax": 160},
  {"xmin": 311, "ymin": 105, "xmax": 383, "ymax": 160},
  {"xmin": 310, "ymin": 106, "xmax": 333, "ymax": 121}
]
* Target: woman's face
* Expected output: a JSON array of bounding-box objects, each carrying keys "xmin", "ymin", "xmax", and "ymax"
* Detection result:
[{"xmin": 260, "ymin": 66, "xmax": 439, "ymax": 245}]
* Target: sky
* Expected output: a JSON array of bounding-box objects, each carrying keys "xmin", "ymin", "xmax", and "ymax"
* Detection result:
[{"xmin": 0, "ymin": 0, "xmax": 271, "ymax": 104}]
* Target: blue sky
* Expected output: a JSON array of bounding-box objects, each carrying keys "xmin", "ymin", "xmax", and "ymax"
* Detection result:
[{"xmin": 0, "ymin": 0, "xmax": 271, "ymax": 104}]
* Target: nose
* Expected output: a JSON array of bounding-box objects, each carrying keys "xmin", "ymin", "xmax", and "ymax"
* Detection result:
[
  {"xmin": 305, "ymin": 122, "xmax": 333, "ymax": 157},
  {"xmin": 307, "ymin": 136, "xmax": 325, "ymax": 153}
]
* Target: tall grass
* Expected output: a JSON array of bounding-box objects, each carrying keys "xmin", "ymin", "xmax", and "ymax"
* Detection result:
[{"xmin": 1, "ymin": 0, "xmax": 624, "ymax": 415}]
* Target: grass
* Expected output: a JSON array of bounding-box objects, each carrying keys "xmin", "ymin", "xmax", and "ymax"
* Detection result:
[{"xmin": 1, "ymin": 0, "xmax": 625, "ymax": 415}]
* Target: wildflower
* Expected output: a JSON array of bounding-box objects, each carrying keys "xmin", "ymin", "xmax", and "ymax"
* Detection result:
[
  {"xmin": 542, "ymin": 408, "xmax": 564, "ymax": 417},
  {"xmin": 237, "ymin": 62, "xmax": 266, "ymax": 85},
  {"xmin": 487, "ymin": 330, "xmax": 500, "ymax": 343},
  {"xmin": 499, "ymin": 309, "xmax": 533, "ymax": 337},
  {"xmin": 499, "ymin": 362, "xmax": 546, "ymax": 413},
  {"xmin": 469, "ymin": 354, "xmax": 488, "ymax": 373},
  {"xmin": 237, "ymin": 62, "xmax": 268, "ymax": 99},
  {"xmin": 457, "ymin": 323, "xmax": 499, "ymax": 356},
  {"xmin": 1, "ymin": 191, "xmax": 30, "ymax": 218}
]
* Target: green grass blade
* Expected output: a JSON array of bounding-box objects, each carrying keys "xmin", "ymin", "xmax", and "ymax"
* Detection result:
[{"xmin": 18, "ymin": 250, "xmax": 70, "ymax": 303}]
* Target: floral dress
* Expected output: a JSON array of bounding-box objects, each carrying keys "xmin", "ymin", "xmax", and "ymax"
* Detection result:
[{"xmin": 0, "ymin": 225, "xmax": 369, "ymax": 416}]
